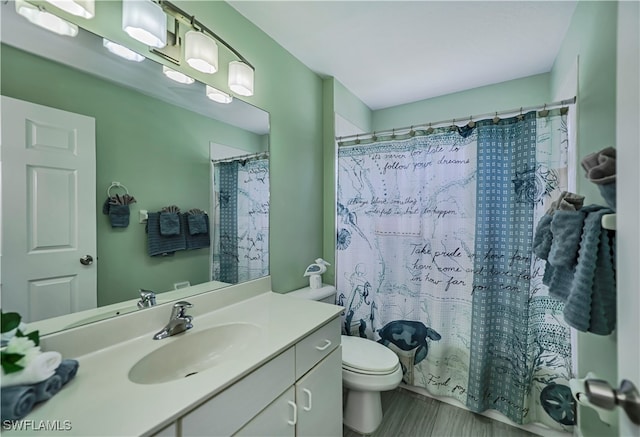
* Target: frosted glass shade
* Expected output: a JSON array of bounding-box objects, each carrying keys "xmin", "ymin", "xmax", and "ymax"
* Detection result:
[
  {"xmin": 45, "ymin": 0, "xmax": 95, "ymax": 19},
  {"xmin": 185, "ymin": 31, "xmax": 218, "ymax": 74},
  {"xmin": 122, "ymin": 0, "xmax": 166, "ymax": 48},
  {"xmin": 206, "ymin": 86, "xmax": 233, "ymax": 104},
  {"xmin": 103, "ymin": 39, "xmax": 145, "ymax": 62},
  {"xmin": 228, "ymin": 61, "xmax": 254, "ymax": 96},
  {"xmin": 16, "ymin": 0, "xmax": 78, "ymax": 36},
  {"xmin": 163, "ymin": 66, "xmax": 195, "ymax": 84}
]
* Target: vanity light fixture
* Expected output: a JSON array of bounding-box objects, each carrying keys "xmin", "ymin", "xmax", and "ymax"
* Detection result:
[
  {"xmin": 228, "ymin": 61, "xmax": 254, "ymax": 97},
  {"xmin": 44, "ymin": 0, "xmax": 95, "ymax": 19},
  {"xmin": 122, "ymin": 0, "xmax": 167, "ymax": 48},
  {"xmin": 15, "ymin": 0, "xmax": 78, "ymax": 36},
  {"xmin": 103, "ymin": 39, "xmax": 145, "ymax": 62},
  {"xmin": 185, "ymin": 31, "xmax": 218, "ymax": 74},
  {"xmin": 206, "ymin": 86, "xmax": 233, "ymax": 104},
  {"xmin": 163, "ymin": 66, "xmax": 195, "ymax": 84}
]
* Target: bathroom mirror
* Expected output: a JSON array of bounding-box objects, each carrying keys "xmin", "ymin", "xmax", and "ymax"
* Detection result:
[{"xmin": 0, "ymin": 3, "xmax": 270, "ymax": 334}]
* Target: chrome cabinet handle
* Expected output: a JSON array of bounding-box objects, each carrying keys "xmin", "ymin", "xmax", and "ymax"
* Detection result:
[{"xmin": 80, "ymin": 255, "xmax": 93, "ymax": 265}]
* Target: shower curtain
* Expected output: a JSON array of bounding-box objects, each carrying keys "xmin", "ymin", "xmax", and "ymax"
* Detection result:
[
  {"xmin": 336, "ymin": 110, "xmax": 575, "ymax": 430},
  {"xmin": 212, "ymin": 157, "xmax": 269, "ymax": 284}
]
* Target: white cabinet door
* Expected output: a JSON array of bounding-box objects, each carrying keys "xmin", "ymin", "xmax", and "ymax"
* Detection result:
[
  {"xmin": 235, "ymin": 386, "xmax": 296, "ymax": 437},
  {"xmin": 296, "ymin": 346, "xmax": 342, "ymax": 437},
  {"xmin": 181, "ymin": 348, "xmax": 295, "ymax": 436},
  {"xmin": 1, "ymin": 96, "xmax": 97, "ymax": 322}
]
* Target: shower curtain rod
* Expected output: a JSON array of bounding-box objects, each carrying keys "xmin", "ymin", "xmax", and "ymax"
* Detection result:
[
  {"xmin": 211, "ymin": 151, "xmax": 269, "ymax": 164},
  {"xmin": 336, "ymin": 96, "xmax": 576, "ymax": 145}
]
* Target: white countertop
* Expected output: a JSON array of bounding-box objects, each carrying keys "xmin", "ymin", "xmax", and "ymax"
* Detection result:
[{"xmin": 5, "ymin": 288, "xmax": 342, "ymax": 436}]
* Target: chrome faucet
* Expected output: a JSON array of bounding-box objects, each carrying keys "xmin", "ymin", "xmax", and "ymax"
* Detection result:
[
  {"xmin": 153, "ymin": 301, "xmax": 193, "ymax": 340},
  {"xmin": 137, "ymin": 289, "xmax": 157, "ymax": 309}
]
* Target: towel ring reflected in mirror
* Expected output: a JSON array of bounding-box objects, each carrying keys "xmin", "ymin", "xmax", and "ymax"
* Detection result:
[{"xmin": 107, "ymin": 181, "xmax": 130, "ymax": 197}]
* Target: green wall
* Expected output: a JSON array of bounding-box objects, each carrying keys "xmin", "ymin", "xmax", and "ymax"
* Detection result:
[
  {"xmin": 2, "ymin": 44, "xmax": 264, "ymax": 305},
  {"xmin": 550, "ymin": 2, "xmax": 619, "ymax": 436},
  {"xmin": 372, "ymin": 73, "xmax": 551, "ymax": 130}
]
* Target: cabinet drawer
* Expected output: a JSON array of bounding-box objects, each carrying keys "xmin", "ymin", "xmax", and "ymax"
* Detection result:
[
  {"xmin": 295, "ymin": 316, "xmax": 340, "ymax": 379},
  {"xmin": 181, "ymin": 347, "xmax": 295, "ymax": 436}
]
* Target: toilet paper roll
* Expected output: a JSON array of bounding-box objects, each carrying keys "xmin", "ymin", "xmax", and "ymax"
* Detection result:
[{"xmin": 569, "ymin": 372, "xmax": 618, "ymax": 426}]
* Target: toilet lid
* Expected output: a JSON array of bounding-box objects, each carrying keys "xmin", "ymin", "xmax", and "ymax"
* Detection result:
[{"xmin": 341, "ymin": 335, "xmax": 399, "ymax": 373}]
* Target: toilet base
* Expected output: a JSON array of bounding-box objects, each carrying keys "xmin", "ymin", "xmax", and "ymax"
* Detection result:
[{"xmin": 343, "ymin": 388, "xmax": 383, "ymax": 435}]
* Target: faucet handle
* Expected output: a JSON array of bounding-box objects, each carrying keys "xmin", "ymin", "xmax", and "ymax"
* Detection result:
[
  {"xmin": 171, "ymin": 301, "xmax": 193, "ymax": 319},
  {"xmin": 137, "ymin": 289, "xmax": 157, "ymax": 308}
]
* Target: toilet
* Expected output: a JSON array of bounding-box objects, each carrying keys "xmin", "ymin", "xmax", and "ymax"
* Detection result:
[{"xmin": 289, "ymin": 285, "xmax": 403, "ymax": 434}]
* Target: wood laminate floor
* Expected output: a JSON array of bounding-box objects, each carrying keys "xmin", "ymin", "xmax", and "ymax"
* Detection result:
[{"xmin": 343, "ymin": 387, "xmax": 539, "ymax": 437}]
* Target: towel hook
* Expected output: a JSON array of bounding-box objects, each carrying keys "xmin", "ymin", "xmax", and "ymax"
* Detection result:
[{"xmin": 107, "ymin": 181, "xmax": 129, "ymax": 197}]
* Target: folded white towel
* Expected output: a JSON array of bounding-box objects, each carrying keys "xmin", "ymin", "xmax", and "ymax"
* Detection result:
[{"xmin": 1, "ymin": 351, "xmax": 62, "ymax": 388}]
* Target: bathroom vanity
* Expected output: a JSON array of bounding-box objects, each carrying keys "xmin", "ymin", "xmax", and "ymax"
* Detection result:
[{"xmin": 4, "ymin": 277, "xmax": 343, "ymax": 436}]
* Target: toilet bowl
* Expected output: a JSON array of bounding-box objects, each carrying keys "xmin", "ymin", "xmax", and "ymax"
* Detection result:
[
  {"xmin": 288, "ymin": 285, "xmax": 403, "ymax": 434},
  {"xmin": 341, "ymin": 334, "xmax": 403, "ymax": 434}
]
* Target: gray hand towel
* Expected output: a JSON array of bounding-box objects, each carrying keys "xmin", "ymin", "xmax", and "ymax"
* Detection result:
[
  {"xmin": 182, "ymin": 213, "xmax": 210, "ymax": 250},
  {"xmin": 108, "ymin": 204, "xmax": 131, "ymax": 228},
  {"xmin": 187, "ymin": 213, "xmax": 208, "ymax": 235},
  {"xmin": 159, "ymin": 212, "xmax": 181, "ymax": 236}
]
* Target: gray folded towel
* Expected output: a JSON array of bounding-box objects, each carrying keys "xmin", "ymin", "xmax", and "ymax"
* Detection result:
[
  {"xmin": 187, "ymin": 213, "xmax": 208, "ymax": 235},
  {"xmin": 581, "ymin": 147, "xmax": 616, "ymax": 184},
  {"xmin": 33, "ymin": 374, "xmax": 62, "ymax": 402},
  {"xmin": 183, "ymin": 213, "xmax": 210, "ymax": 250},
  {"xmin": 146, "ymin": 212, "xmax": 186, "ymax": 256},
  {"xmin": 1, "ymin": 385, "xmax": 36, "ymax": 420},
  {"xmin": 581, "ymin": 147, "xmax": 616, "ymax": 210},
  {"xmin": 108, "ymin": 204, "xmax": 131, "ymax": 228},
  {"xmin": 55, "ymin": 359, "xmax": 79, "ymax": 385},
  {"xmin": 159, "ymin": 212, "xmax": 180, "ymax": 236}
]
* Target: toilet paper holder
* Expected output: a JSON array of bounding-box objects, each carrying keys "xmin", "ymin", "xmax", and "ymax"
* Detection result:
[{"xmin": 577, "ymin": 376, "xmax": 640, "ymax": 425}]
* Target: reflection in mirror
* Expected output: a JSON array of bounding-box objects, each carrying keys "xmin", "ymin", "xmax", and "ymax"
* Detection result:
[
  {"xmin": 211, "ymin": 150, "xmax": 270, "ymax": 284},
  {"xmin": 0, "ymin": 2, "xmax": 270, "ymax": 334}
]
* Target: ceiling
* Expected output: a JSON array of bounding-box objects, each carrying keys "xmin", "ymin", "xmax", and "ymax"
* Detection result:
[{"xmin": 228, "ymin": 1, "xmax": 577, "ymax": 110}]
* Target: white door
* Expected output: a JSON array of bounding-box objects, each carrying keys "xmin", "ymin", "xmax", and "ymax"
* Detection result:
[
  {"xmin": 1, "ymin": 96, "xmax": 96, "ymax": 322},
  {"xmin": 615, "ymin": 2, "xmax": 640, "ymax": 435}
]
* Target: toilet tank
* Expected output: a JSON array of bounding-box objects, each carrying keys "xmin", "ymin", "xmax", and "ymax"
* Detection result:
[{"xmin": 287, "ymin": 284, "xmax": 337, "ymax": 304}]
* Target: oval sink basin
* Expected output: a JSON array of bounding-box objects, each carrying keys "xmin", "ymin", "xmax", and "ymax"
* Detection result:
[{"xmin": 128, "ymin": 323, "xmax": 262, "ymax": 385}]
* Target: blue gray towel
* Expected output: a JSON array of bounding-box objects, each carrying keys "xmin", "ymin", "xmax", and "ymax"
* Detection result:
[
  {"xmin": 108, "ymin": 204, "xmax": 131, "ymax": 228},
  {"xmin": 187, "ymin": 213, "xmax": 209, "ymax": 235},
  {"xmin": 182, "ymin": 213, "xmax": 210, "ymax": 250},
  {"xmin": 563, "ymin": 208, "xmax": 616, "ymax": 334},
  {"xmin": 147, "ymin": 212, "xmax": 186, "ymax": 256},
  {"xmin": 33, "ymin": 374, "xmax": 62, "ymax": 402},
  {"xmin": 0, "ymin": 360, "xmax": 79, "ymax": 421},
  {"xmin": 55, "ymin": 359, "xmax": 79, "ymax": 385},
  {"xmin": 1, "ymin": 385, "xmax": 36, "ymax": 420},
  {"xmin": 159, "ymin": 212, "xmax": 180, "ymax": 236},
  {"xmin": 543, "ymin": 204, "xmax": 616, "ymax": 335}
]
